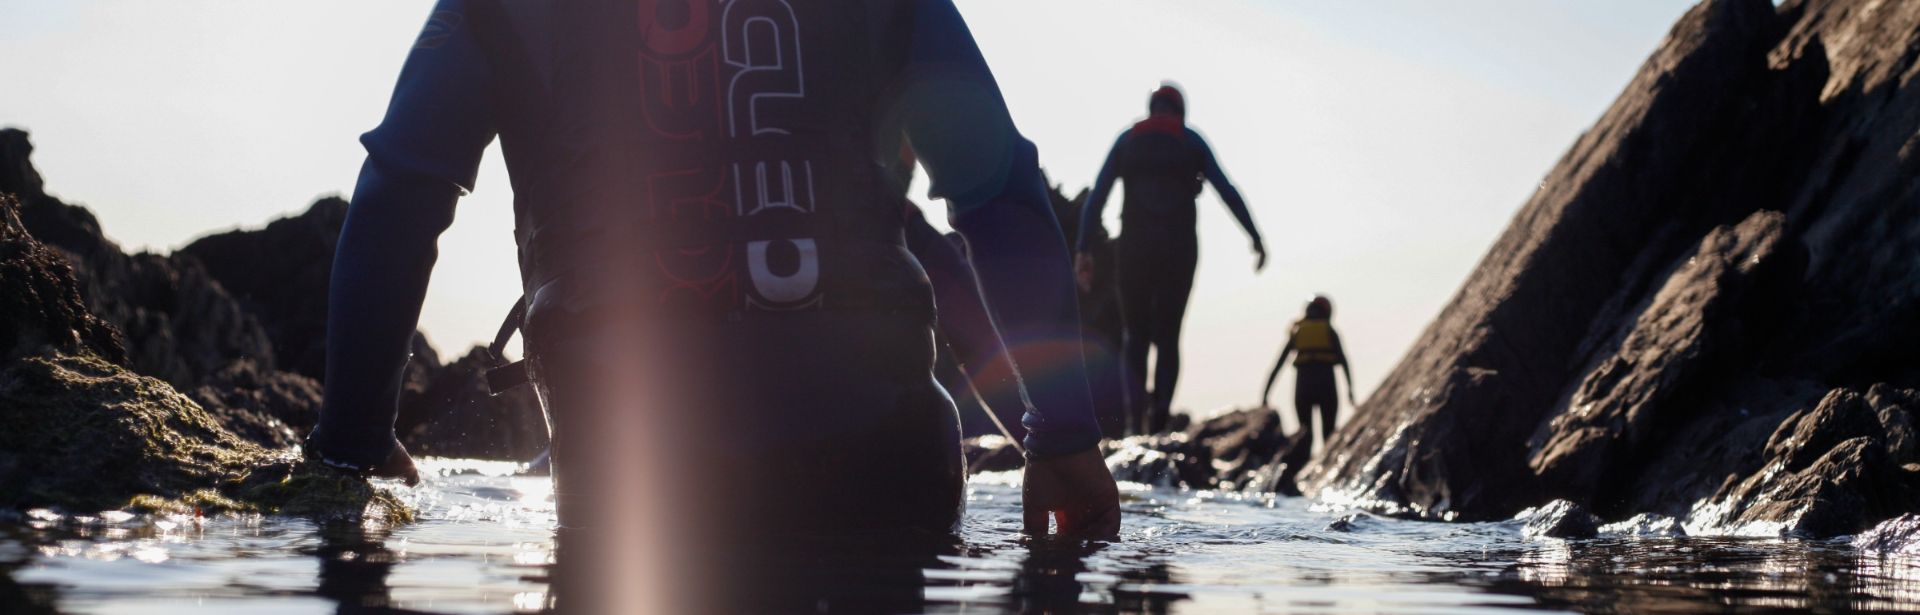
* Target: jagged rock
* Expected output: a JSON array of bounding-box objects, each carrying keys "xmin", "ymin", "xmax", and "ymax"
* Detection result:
[
  {"xmin": 1600, "ymin": 513, "xmax": 1688, "ymax": 538},
  {"xmin": 0, "ymin": 199, "xmax": 404, "ymax": 521},
  {"xmin": 1, "ymin": 129, "xmax": 276, "ymax": 390},
  {"xmin": 1684, "ymin": 386, "xmax": 1920, "ymax": 537},
  {"xmin": 1527, "ymin": 211, "xmax": 1801, "ymax": 503},
  {"xmin": 0, "ymin": 196, "xmax": 123, "ymax": 364},
  {"xmin": 186, "ymin": 359, "xmax": 323, "ymax": 449},
  {"xmin": 177, "ymin": 198, "xmax": 347, "ymax": 380},
  {"xmin": 1854, "ymin": 514, "xmax": 1920, "ymax": 556},
  {"xmin": 402, "ymin": 347, "xmax": 549, "ymax": 460},
  {"xmin": 1102, "ymin": 408, "xmax": 1292, "ymax": 491},
  {"xmin": 1300, "ymin": 0, "xmax": 1920, "ymax": 538},
  {"xmin": 1518, "ymin": 500, "xmax": 1601, "ymax": 540}
]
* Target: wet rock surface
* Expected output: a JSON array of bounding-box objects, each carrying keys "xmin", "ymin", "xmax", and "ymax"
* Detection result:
[
  {"xmin": 1297, "ymin": 0, "xmax": 1920, "ymax": 538},
  {"xmin": 0, "ymin": 128, "xmax": 546, "ymax": 460},
  {"xmin": 0, "ymin": 196, "xmax": 404, "ymax": 522},
  {"xmin": 1518, "ymin": 500, "xmax": 1601, "ymax": 540}
]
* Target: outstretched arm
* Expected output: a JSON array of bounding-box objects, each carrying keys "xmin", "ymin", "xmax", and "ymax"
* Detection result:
[
  {"xmin": 1076, "ymin": 134, "xmax": 1127, "ymax": 253},
  {"xmin": 1192, "ymin": 129, "xmax": 1266, "ymax": 270},
  {"xmin": 898, "ymin": 0, "xmax": 1117, "ymax": 539},
  {"xmin": 1333, "ymin": 330, "xmax": 1357, "ymax": 407},
  {"xmin": 310, "ymin": 0, "xmax": 497, "ymax": 481},
  {"xmin": 1261, "ymin": 340, "xmax": 1294, "ymax": 408}
]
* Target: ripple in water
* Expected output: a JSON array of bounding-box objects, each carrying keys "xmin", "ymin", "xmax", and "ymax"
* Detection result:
[{"xmin": 5, "ymin": 458, "xmax": 1920, "ymax": 613}]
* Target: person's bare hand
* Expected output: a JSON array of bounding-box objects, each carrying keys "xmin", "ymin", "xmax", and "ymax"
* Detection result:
[
  {"xmin": 1023, "ymin": 448, "xmax": 1120, "ymax": 540},
  {"xmin": 310, "ymin": 435, "xmax": 421, "ymax": 487},
  {"xmin": 1074, "ymin": 252, "xmax": 1096, "ymax": 293},
  {"xmin": 1253, "ymin": 242, "xmax": 1268, "ymax": 273},
  {"xmin": 371, "ymin": 440, "xmax": 422, "ymax": 486}
]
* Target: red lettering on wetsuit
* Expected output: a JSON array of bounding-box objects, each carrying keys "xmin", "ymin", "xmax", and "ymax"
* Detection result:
[{"xmin": 633, "ymin": 0, "xmax": 818, "ymax": 313}]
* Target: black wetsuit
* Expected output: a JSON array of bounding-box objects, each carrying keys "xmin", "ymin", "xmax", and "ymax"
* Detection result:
[
  {"xmin": 1077, "ymin": 114, "xmax": 1262, "ymax": 435},
  {"xmin": 310, "ymin": 0, "xmax": 1103, "ymax": 542}
]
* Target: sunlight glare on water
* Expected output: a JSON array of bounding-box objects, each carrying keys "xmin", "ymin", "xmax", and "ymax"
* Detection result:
[{"xmin": 5, "ymin": 458, "xmax": 1920, "ymax": 613}]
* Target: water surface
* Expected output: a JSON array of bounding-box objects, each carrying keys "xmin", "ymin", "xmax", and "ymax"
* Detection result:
[{"xmin": 5, "ymin": 458, "xmax": 1919, "ymax": 613}]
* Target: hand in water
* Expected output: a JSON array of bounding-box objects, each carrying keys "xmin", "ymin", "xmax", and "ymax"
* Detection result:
[
  {"xmin": 1023, "ymin": 448, "xmax": 1121, "ymax": 540},
  {"xmin": 310, "ymin": 436, "xmax": 422, "ymax": 487},
  {"xmin": 371, "ymin": 441, "xmax": 422, "ymax": 486},
  {"xmin": 1073, "ymin": 252, "xmax": 1096, "ymax": 293}
]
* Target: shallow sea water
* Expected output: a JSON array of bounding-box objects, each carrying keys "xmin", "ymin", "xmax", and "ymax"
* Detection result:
[{"xmin": 5, "ymin": 458, "xmax": 1920, "ymax": 613}]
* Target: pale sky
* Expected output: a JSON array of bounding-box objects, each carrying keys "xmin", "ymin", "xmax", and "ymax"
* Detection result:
[{"xmin": 0, "ymin": 1, "xmax": 1696, "ymax": 430}]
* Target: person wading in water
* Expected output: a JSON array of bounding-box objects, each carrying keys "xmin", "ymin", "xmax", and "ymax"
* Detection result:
[
  {"xmin": 1261, "ymin": 295, "xmax": 1358, "ymax": 451},
  {"xmin": 1076, "ymin": 84, "xmax": 1267, "ymax": 435},
  {"xmin": 304, "ymin": 1, "xmax": 1118, "ymax": 609}
]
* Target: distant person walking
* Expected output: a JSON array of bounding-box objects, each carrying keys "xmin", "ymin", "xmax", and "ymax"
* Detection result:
[
  {"xmin": 1261, "ymin": 296, "xmax": 1357, "ymax": 448},
  {"xmin": 1077, "ymin": 84, "xmax": 1266, "ymax": 435}
]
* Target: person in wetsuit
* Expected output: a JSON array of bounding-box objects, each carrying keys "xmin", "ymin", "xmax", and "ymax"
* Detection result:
[
  {"xmin": 304, "ymin": 2, "xmax": 1118, "ymax": 606},
  {"xmin": 1076, "ymin": 84, "xmax": 1267, "ymax": 436},
  {"xmin": 1261, "ymin": 295, "xmax": 1357, "ymax": 450}
]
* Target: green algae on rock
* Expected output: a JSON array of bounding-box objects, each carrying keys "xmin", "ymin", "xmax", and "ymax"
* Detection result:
[
  {"xmin": 0, "ymin": 194, "xmax": 410, "ymax": 524},
  {"xmin": 0, "ymin": 352, "xmax": 412, "ymax": 524}
]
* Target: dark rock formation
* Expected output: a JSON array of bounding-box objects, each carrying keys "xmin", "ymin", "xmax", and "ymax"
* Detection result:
[
  {"xmin": 0, "ymin": 195, "xmax": 123, "ymax": 364},
  {"xmin": 177, "ymin": 198, "xmax": 346, "ymax": 380},
  {"xmin": 0, "ymin": 196, "xmax": 404, "ymax": 522},
  {"xmin": 1518, "ymin": 500, "xmax": 1601, "ymax": 540},
  {"xmin": 1, "ymin": 127, "xmax": 544, "ymax": 460},
  {"xmin": 402, "ymin": 348, "xmax": 549, "ymax": 460},
  {"xmin": 1102, "ymin": 408, "xmax": 1297, "ymax": 491},
  {"xmin": 1299, "ymin": 0, "xmax": 1920, "ymax": 538}
]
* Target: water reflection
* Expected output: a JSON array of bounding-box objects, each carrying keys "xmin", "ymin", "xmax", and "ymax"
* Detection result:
[
  {"xmin": 9, "ymin": 460, "xmax": 1920, "ymax": 613},
  {"xmin": 313, "ymin": 525, "xmax": 403, "ymax": 613}
]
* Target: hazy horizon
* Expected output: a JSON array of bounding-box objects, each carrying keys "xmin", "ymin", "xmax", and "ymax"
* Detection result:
[{"xmin": 0, "ymin": 0, "xmax": 1698, "ymax": 429}]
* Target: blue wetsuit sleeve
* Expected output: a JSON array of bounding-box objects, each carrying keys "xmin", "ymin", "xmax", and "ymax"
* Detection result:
[
  {"xmin": 1192, "ymin": 128, "xmax": 1262, "ymax": 247},
  {"xmin": 1075, "ymin": 133, "xmax": 1127, "ymax": 252},
  {"xmin": 898, "ymin": 0, "xmax": 1101, "ymax": 457},
  {"xmin": 310, "ymin": 0, "xmax": 496, "ymax": 468}
]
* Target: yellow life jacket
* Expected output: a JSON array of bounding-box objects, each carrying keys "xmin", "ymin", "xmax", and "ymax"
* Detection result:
[{"xmin": 1293, "ymin": 318, "xmax": 1341, "ymax": 366}]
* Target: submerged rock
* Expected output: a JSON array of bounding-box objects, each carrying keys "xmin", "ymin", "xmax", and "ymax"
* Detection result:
[
  {"xmin": 1100, "ymin": 408, "xmax": 1298, "ymax": 491},
  {"xmin": 1600, "ymin": 513, "xmax": 1688, "ymax": 538},
  {"xmin": 1299, "ymin": 0, "xmax": 1920, "ymax": 538},
  {"xmin": 1518, "ymin": 500, "xmax": 1601, "ymax": 540},
  {"xmin": 1854, "ymin": 514, "xmax": 1920, "ymax": 557}
]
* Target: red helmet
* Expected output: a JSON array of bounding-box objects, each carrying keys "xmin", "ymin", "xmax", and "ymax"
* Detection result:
[
  {"xmin": 1306, "ymin": 295, "xmax": 1333, "ymax": 319},
  {"xmin": 1149, "ymin": 84, "xmax": 1186, "ymax": 117}
]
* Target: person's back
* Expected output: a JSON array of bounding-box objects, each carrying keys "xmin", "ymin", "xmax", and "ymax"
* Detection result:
[
  {"xmin": 1077, "ymin": 85, "xmax": 1266, "ymax": 435},
  {"xmin": 1262, "ymin": 296, "xmax": 1356, "ymax": 450},
  {"xmin": 307, "ymin": 1, "xmax": 1120, "ymax": 609}
]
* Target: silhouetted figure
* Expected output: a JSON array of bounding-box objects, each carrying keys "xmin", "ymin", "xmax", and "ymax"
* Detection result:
[
  {"xmin": 1077, "ymin": 84, "xmax": 1267, "ymax": 435},
  {"xmin": 1261, "ymin": 296, "xmax": 1357, "ymax": 449},
  {"xmin": 306, "ymin": 2, "xmax": 1119, "ymax": 610}
]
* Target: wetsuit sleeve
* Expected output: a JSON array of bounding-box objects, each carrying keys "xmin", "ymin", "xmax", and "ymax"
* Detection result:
[
  {"xmin": 310, "ymin": 0, "xmax": 497, "ymax": 469},
  {"xmin": 1075, "ymin": 133, "xmax": 1128, "ymax": 252},
  {"xmin": 1191, "ymin": 129, "xmax": 1262, "ymax": 247},
  {"xmin": 897, "ymin": 0, "xmax": 1101, "ymax": 457}
]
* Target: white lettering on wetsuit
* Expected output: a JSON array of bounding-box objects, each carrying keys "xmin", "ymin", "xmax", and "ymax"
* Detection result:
[{"xmin": 634, "ymin": 0, "xmax": 819, "ymax": 313}]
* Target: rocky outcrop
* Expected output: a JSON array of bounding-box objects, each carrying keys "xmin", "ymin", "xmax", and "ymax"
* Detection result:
[
  {"xmin": 402, "ymin": 348, "xmax": 548, "ymax": 460},
  {"xmin": 177, "ymin": 197, "xmax": 346, "ymax": 381},
  {"xmin": 1299, "ymin": 0, "xmax": 1920, "ymax": 538},
  {"xmin": 1101, "ymin": 408, "xmax": 1298, "ymax": 491},
  {"xmin": 0, "ymin": 128, "xmax": 546, "ymax": 460},
  {"xmin": 0, "ymin": 195, "xmax": 405, "ymax": 522}
]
